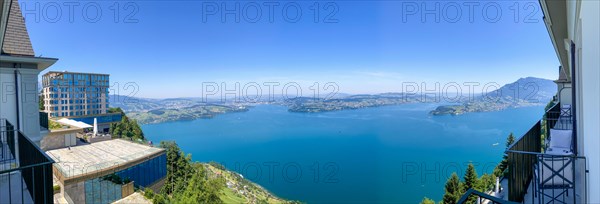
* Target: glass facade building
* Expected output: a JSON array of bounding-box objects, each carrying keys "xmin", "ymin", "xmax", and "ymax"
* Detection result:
[
  {"xmin": 41, "ymin": 71, "xmax": 110, "ymax": 118},
  {"xmin": 116, "ymin": 154, "xmax": 167, "ymax": 187},
  {"xmin": 82, "ymin": 154, "xmax": 167, "ymax": 203},
  {"xmin": 84, "ymin": 178, "xmax": 123, "ymax": 204}
]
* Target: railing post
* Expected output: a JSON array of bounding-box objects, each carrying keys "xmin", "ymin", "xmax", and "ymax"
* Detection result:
[{"xmin": 14, "ymin": 127, "xmax": 20, "ymax": 167}]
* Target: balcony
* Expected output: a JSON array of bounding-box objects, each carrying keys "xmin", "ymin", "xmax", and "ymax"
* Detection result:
[
  {"xmin": 1, "ymin": 119, "xmax": 55, "ymax": 204},
  {"xmin": 457, "ymin": 103, "xmax": 587, "ymax": 203},
  {"xmin": 505, "ymin": 103, "xmax": 587, "ymax": 203}
]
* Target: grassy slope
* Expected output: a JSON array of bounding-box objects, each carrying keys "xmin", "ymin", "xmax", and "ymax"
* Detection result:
[{"xmin": 206, "ymin": 165, "xmax": 288, "ymax": 204}]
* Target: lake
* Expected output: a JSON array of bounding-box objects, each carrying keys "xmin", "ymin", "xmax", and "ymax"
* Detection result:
[{"xmin": 142, "ymin": 103, "xmax": 544, "ymax": 203}]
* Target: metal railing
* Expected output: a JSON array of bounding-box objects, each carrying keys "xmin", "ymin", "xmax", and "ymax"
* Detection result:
[
  {"xmin": 1, "ymin": 119, "xmax": 16, "ymax": 164},
  {"xmin": 545, "ymin": 102, "xmax": 562, "ymax": 132},
  {"xmin": 506, "ymin": 121, "xmax": 542, "ymax": 202},
  {"xmin": 503, "ymin": 102, "xmax": 586, "ymax": 203},
  {"xmin": 39, "ymin": 112, "xmax": 49, "ymax": 129},
  {"xmin": 533, "ymin": 154, "xmax": 586, "ymax": 204},
  {"xmin": 458, "ymin": 188, "xmax": 519, "ymax": 204},
  {"xmin": 544, "ymin": 102, "xmax": 576, "ymax": 153},
  {"xmin": 0, "ymin": 119, "xmax": 55, "ymax": 204}
]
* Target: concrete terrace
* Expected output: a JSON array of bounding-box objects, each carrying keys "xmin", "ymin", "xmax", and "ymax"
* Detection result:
[{"xmin": 46, "ymin": 139, "xmax": 164, "ymax": 183}]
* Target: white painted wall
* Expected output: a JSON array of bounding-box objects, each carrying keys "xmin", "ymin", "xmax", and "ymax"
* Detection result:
[
  {"xmin": 578, "ymin": 0, "xmax": 600, "ymax": 202},
  {"xmin": 0, "ymin": 69, "xmax": 18, "ymax": 124},
  {"xmin": 18, "ymin": 69, "xmax": 42, "ymax": 143},
  {"xmin": 0, "ymin": 67, "xmax": 42, "ymax": 143},
  {"xmin": 557, "ymin": 83, "xmax": 572, "ymax": 105}
]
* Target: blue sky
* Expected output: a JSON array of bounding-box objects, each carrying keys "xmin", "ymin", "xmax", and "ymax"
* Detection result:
[{"xmin": 24, "ymin": 0, "xmax": 558, "ymax": 98}]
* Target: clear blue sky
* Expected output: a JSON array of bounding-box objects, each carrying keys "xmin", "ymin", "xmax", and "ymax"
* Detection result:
[{"xmin": 24, "ymin": 0, "xmax": 559, "ymax": 98}]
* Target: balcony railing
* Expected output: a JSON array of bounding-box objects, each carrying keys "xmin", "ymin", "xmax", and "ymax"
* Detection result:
[
  {"xmin": 0, "ymin": 119, "xmax": 55, "ymax": 204},
  {"xmin": 545, "ymin": 102, "xmax": 562, "ymax": 132},
  {"xmin": 504, "ymin": 102, "xmax": 586, "ymax": 203},
  {"xmin": 544, "ymin": 102, "xmax": 576, "ymax": 152},
  {"xmin": 506, "ymin": 121, "xmax": 542, "ymax": 202},
  {"xmin": 458, "ymin": 188, "xmax": 518, "ymax": 204}
]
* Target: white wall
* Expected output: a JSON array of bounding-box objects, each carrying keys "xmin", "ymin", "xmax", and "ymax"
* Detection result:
[
  {"xmin": 19, "ymin": 69, "xmax": 41, "ymax": 142},
  {"xmin": 0, "ymin": 69, "xmax": 18, "ymax": 124},
  {"xmin": 578, "ymin": 0, "xmax": 600, "ymax": 202},
  {"xmin": 557, "ymin": 83, "xmax": 572, "ymax": 105},
  {"xmin": 0, "ymin": 67, "xmax": 42, "ymax": 143}
]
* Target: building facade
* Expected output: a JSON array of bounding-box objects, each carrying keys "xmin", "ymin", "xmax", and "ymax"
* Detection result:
[
  {"xmin": 42, "ymin": 71, "xmax": 110, "ymax": 118},
  {"xmin": 545, "ymin": 0, "xmax": 600, "ymax": 201},
  {"xmin": 462, "ymin": 0, "xmax": 599, "ymax": 203},
  {"xmin": 0, "ymin": 0, "xmax": 57, "ymax": 143},
  {"xmin": 1, "ymin": 0, "xmax": 57, "ymax": 203}
]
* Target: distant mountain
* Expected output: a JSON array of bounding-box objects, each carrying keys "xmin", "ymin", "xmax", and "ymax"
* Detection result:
[
  {"xmin": 431, "ymin": 77, "xmax": 557, "ymax": 115},
  {"xmin": 284, "ymin": 93, "xmax": 433, "ymax": 113},
  {"xmin": 109, "ymin": 95, "xmax": 163, "ymax": 112},
  {"xmin": 485, "ymin": 77, "xmax": 556, "ymax": 103},
  {"xmin": 110, "ymin": 95, "xmax": 207, "ymax": 111},
  {"xmin": 109, "ymin": 95, "xmax": 248, "ymax": 124},
  {"xmin": 111, "ymin": 77, "xmax": 558, "ymax": 121}
]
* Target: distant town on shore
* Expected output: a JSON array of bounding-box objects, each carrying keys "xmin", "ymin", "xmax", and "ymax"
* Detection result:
[{"xmin": 111, "ymin": 77, "xmax": 556, "ymax": 124}]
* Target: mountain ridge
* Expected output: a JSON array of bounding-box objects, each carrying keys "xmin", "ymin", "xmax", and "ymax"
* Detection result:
[{"xmin": 430, "ymin": 77, "xmax": 556, "ymax": 115}]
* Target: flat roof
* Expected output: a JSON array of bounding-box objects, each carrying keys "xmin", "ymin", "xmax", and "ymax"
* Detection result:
[
  {"xmin": 46, "ymin": 139, "xmax": 164, "ymax": 181},
  {"xmin": 44, "ymin": 71, "xmax": 109, "ymax": 76}
]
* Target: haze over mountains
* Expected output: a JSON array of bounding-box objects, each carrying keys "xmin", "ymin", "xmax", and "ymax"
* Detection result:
[
  {"xmin": 431, "ymin": 77, "xmax": 556, "ymax": 115},
  {"xmin": 110, "ymin": 77, "xmax": 556, "ymax": 123}
]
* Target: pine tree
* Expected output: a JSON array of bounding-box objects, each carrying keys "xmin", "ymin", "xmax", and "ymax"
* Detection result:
[
  {"xmin": 464, "ymin": 163, "xmax": 478, "ymax": 190},
  {"xmin": 463, "ymin": 163, "xmax": 479, "ymax": 204},
  {"xmin": 496, "ymin": 132, "xmax": 515, "ymax": 176},
  {"xmin": 442, "ymin": 173, "xmax": 461, "ymax": 204},
  {"xmin": 505, "ymin": 133, "xmax": 515, "ymax": 148},
  {"xmin": 477, "ymin": 173, "xmax": 496, "ymax": 192}
]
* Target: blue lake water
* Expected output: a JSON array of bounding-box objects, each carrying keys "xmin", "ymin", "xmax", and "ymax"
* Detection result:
[{"xmin": 142, "ymin": 104, "xmax": 544, "ymax": 203}]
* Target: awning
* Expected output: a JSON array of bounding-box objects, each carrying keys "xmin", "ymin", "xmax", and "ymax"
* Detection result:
[{"xmin": 56, "ymin": 118, "xmax": 93, "ymax": 129}]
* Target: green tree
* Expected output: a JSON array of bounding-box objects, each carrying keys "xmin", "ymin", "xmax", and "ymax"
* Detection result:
[
  {"xmin": 156, "ymin": 142, "xmax": 224, "ymax": 204},
  {"xmin": 420, "ymin": 197, "xmax": 436, "ymax": 204},
  {"xmin": 463, "ymin": 163, "xmax": 479, "ymax": 204},
  {"xmin": 109, "ymin": 107, "xmax": 123, "ymax": 113},
  {"xmin": 442, "ymin": 173, "xmax": 461, "ymax": 204},
  {"xmin": 171, "ymin": 165, "xmax": 224, "ymax": 204},
  {"xmin": 505, "ymin": 133, "xmax": 515, "ymax": 148},
  {"xmin": 108, "ymin": 107, "xmax": 144, "ymax": 140},
  {"xmin": 464, "ymin": 163, "xmax": 478, "ymax": 190},
  {"xmin": 496, "ymin": 133, "xmax": 515, "ymax": 177},
  {"xmin": 160, "ymin": 141, "xmax": 194, "ymax": 195},
  {"xmin": 39, "ymin": 95, "xmax": 44, "ymax": 110},
  {"xmin": 478, "ymin": 173, "xmax": 496, "ymax": 192}
]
